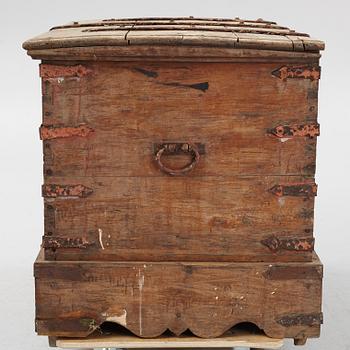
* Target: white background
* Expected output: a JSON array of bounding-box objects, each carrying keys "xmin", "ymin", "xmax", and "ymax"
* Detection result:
[{"xmin": 1, "ymin": 0, "xmax": 349, "ymax": 349}]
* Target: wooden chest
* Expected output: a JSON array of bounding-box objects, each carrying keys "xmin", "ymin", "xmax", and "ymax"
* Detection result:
[{"xmin": 24, "ymin": 17, "xmax": 324, "ymax": 345}]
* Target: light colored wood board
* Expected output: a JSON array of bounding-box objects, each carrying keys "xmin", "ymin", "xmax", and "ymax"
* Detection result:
[
  {"xmin": 80, "ymin": 24, "xmax": 305, "ymax": 36},
  {"xmin": 299, "ymin": 37, "xmax": 325, "ymax": 51},
  {"xmin": 23, "ymin": 28, "xmax": 129, "ymax": 50},
  {"xmin": 56, "ymin": 330, "xmax": 284, "ymax": 349},
  {"xmin": 127, "ymin": 30, "xmax": 237, "ymax": 47},
  {"xmin": 286, "ymin": 36, "xmax": 305, "ymax": 52},
  {"xmin": 23, "ymin": 17, "xmax": 324, "ymax": 53},
  {"xmin": 234, "ymin": 33, "xmax": 294, "ymax": 51}
]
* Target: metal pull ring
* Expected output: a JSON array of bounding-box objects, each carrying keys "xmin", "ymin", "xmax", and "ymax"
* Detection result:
[{"xmin": 155, "ymin": 143, "xmax": 200, "ymax": 176}]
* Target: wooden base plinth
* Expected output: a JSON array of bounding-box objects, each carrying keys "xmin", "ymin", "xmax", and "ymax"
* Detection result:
[{"xmin": 35, "ymin": 249, "xmax": 322, "ymax": 343}]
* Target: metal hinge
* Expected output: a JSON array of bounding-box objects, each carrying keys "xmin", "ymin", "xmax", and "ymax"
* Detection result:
[
  {"xmin": 42, "ymin": 184, "xmax": 93, "ymax": 198},
  {"xmin": 40, "ymin": 64, "xmax": 92, "ymax": 79},
  {"xmin": 272, "ymin": 65, "xmax": 320, "ymax": 81},
  {"xmin": 40, "ymin": 124, "xmax": 94, "ymax": 140},
  {"xmin": 268, "ymin": 123, "xmax": 320, "ymax": 139},
  {"xmin": 269, "ymin": 183, "xmax": 317, "ymax": 197}
]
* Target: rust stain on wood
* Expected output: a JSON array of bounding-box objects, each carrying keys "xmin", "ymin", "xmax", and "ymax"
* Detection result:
[
  {"xmin": 42, "ymin": 184, "xmax": 93, "ymax": 198},
  {"xmin": 261, "ymin": 235, "xmax": 314, "ymax": 252},
  {"xmin": 269, "ymin": 183, "xmax": 317, "ymax": 197},
  {"xmin": 263, "ymin": 265, "xmax": 322, "ymax": 280},
  {"xmin": 40, "ymin": 64, "xmax": 92, "ymax": 79},
  {"xmin": 272, "ymin": 65, "xmax": 320, "ymax": 81},
  {"xmin": 42, "ymin": 236, "xmax": 95, "ymax": 249},
  {"xmin": 40, "ymin": 124, "xmax": 94, "ymax": 140},
  {"xmin": 268, "ymin": 123, "xmax": 320, "ymax": 139},
  {"xmin": 276, "ymin": 313, "xmax": 323, "ymax": 327}
]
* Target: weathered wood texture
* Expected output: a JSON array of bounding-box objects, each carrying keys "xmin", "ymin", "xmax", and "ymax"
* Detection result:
[
  {"xmin": 40, "ymin": 61, "xmax": 318, "ymax": 262},
  {"xmin": 43, "ymin": 175, "xmax": 315, "ymax": 262},
  {"xmin": 34, "ymin": 250, "xmax": 323, "ymax": 344},
  {"xmin": 41, "ymin": 62, "xmax": 319, "ymax": 177},
  {"xmin": 24, "ymin": 17, "xmax": 324, "ymax": 344},
  {"xmin": 23, "ymin": 17, "xmax": 324, "ymax": 54},
  {"xmin": 28, "ymin": 46, "xmax": 322, "ymax": 62}
]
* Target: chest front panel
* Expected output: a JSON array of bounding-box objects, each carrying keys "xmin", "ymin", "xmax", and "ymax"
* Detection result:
[{"xmin": 41, "ymin": 61, "xmax": 319, "ymax": 261}]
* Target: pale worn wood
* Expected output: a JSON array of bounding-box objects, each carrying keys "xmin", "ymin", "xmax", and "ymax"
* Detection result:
[
  {"xmin": 234, "ymin": 33, "xmax": 294, "ymax": 51},
  {"xmin": 126, "ymin": 30, "xmax": 237, "ymax": 48},
  {"xmin": 34, "ymin": 250, "xmax": 322, "ymax": 342},
  {"xmin": 55, "ymin": 328, "xmax": 284, "ymax": 349},
  {"xmin": 23, "ymin": 17, "xmax": 324, "ymax": 55}
]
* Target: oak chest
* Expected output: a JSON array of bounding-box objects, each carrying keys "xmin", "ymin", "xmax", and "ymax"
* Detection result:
[{"xmin": 24, "ymin": 17, "xmax": 324, "ymax": 345}]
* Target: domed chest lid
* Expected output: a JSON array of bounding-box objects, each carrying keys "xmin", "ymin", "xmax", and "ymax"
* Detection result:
[{"xmin": 23, "ymin": 17, "xmax": 324, "ymax": 59}]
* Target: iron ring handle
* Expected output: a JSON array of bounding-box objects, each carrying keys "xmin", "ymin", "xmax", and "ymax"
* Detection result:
[{"xmin": 155, "ymin": 143, "xmax": 200, "ymax": 176}]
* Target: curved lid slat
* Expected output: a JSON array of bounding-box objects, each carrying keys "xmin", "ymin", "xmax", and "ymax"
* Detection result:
[{"xmin": 23, "ymin": 17, "xmax": 324, "ymax": 54}]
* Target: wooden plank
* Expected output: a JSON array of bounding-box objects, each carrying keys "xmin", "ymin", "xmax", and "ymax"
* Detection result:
[
  {"xmin": 28, "ymin": 47, "xmax": 321, "ymax": 62},
  {"xmin": 23, "ymin": 17, "xmax": 324, "ymax": 53},
  {"xmin": 51, "ymin": 18, "xmax": 286, "ymax": 31},
  {"xmin": 41, "ymin": 61, "xmax": 318, "ymax": 178},
  {"xmin": 23, "ymin": 27, "xmax": 129, "ymax": 50},
  {"xmin": 55, "ymin": 328, "xmax": 284, "ymax": 349},
  {"xmin": 42, "ymin": 175, "xmax": 315, "ymax": 262},
  {"xmin": 127, "ymin": 30, "xmax": 237, "ymax": 47},
  {"xmin": 234, "ymin": 33, "xmax": 294, "ymax": 51},
  {"xmin": 81, "ymin": 24, "xmax": 303, "ymax": 36},
  {"xmin": 43, "ymin": 131, "xmax": 317, "ymax": 178},
  {"xmin": 34, "ymin": 251, "xmax": 322, "ymax": 343}
]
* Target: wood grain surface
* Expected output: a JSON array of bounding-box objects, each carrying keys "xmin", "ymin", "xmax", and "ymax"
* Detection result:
[
  {"xmin": 34, "ymin": 250, "xmax": 322, "ymax": 343},
  {"xmin": 41, "ymin": 61, "xmax": 318, "ymax": 262},
  {"xmin": 43, "ymin": 175, "xmax": 315, "ymax": 261},
  {"xmin": 22, "ymin": 17, "xmax": 324, "ymax": 54}
]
